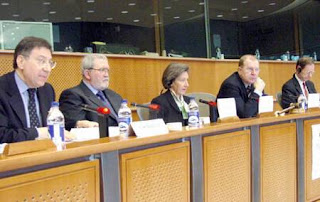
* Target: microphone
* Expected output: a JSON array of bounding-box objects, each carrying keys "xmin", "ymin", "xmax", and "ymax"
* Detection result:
[
  {"xmin": 198, "ymin": 99, "xmax": 218, "ymax": 123},
  {"xmin": 81, "ymin": 104, "xmax": 110, "ymax": 115},
  {"xmin": 131, "ymin": 102, "xmax": 160, "ymax": 111},
  {"xmin": 199, "ymin": 99, "xmax": 217, "ymax": 107},
  {"xmin": 274, "ymin": 102, "xmax": 299, "ymax": 116},
  {"xmin": 81, "ymin": 104, "xmax": 110, "ymax": 138}
]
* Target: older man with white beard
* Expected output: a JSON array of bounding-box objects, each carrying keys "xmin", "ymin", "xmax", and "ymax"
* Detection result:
[{"xmin": 59, "ymin": 54, "xmax": 122, "ymax": 130}]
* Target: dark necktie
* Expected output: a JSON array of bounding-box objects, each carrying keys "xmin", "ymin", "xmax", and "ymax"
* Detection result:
[
  {"xmin": 246, "ymin": 86, "xmax": 251, "ymax": 97},
  {"xmin": 27, "ymin": 88, "xmax": 40, "ymax": 128},
  {"xmin": 303, "ymin": 82, "xmax": 309, "ymax": 98},
  {"xmin": 96, "ymin": 91, "xmax": 118, "ymax": 119}
]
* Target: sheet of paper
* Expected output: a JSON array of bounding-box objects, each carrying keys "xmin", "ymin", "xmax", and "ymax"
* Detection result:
[
  {"xmin": 131, "ymin": 119, "xmax": 169, "ymax": 138},
  {"xmin": 312, "ymin": 124, "xmax": 320, "ymax": 180},
  {"xmin": 217, "ymin": 98, "xmax": 237, "ymax": 119},
  {"xmin": 70, "ymin": 126, "xmax": 120, "ymax": 141},
  {"xmin": 308, "ymin": 93, "xmax": 320, "ymax": 108},
  {"xmin": 259, "ymin": 95, "xmax": 274, "ymax": 114}
]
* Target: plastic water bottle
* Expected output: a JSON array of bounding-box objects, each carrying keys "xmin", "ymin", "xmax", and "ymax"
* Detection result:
[
  {"xmin": 286, "ymin": 51, "xmax": 290, "ymax": 61},
  {"xmin": 297, "ymin": 94, "xmax": 307, "ymax": 111},
  {"xmin": 188, "ymin": 97, "xmax": 200, "ymax": 128},
  {"xmin": 255, "ymin": 49, "xmax": 260, "ymax": 60},
  {"xmin": 216, "ymin": 47, "xmax": 221, "ymax": 59},
  {"xmin": 47, "ymin": 102, "xmax": 65, "ymax": 150},
  {"xmin": 118, "ymin": 99, "xmax": 132, "ymax": 137},
  {"xmin": 313, "ymin": 52, "xmax": 317, "ymax": 61}
]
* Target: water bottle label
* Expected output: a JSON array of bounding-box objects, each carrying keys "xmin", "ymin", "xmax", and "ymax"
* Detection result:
[
  {"xmin": 188, "ymin": 111, "xmax": 200, "ymax": 127},
  {"xmin": 118, "ymin": 117, "xmax": 131, "ymax": 133},
  {"xmin": 48, "ymin": 124, "xmax": 65, "ymax": 141}
]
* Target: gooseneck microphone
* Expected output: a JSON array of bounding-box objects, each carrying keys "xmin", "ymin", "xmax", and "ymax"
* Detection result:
[
  {"xmin": 131, "ymin": 102, "xmax": 160, "ymax": 111},
  {"xmin": 198, "ymin": 99, "xmax": 218, "ymax": 123},
  {"xmin": 81, "ymin": 104, "xmax": 110, "ymax": 115},
  {"xmin": 199, "ymin": 99, "xmax": 217, "ymax": 106},
  {"xmin": 81, "ymin": 104, "xmax": 109, "ymax": 138}
]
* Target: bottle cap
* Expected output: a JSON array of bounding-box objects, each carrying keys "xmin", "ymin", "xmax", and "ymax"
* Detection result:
[{"xmin": 121, "ymin": 99, "xmax": 128, "ymax": 103}]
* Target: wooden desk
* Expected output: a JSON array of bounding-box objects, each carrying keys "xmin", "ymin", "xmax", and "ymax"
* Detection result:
[{"xmin": 1, "ymin": 111, "xmax": 320, "ymax": 201}]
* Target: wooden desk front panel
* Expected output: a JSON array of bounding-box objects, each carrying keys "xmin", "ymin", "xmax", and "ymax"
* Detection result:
[
  {"xmin": 260, "ymin": 123, "xmax": 297, "ymax": 202},
  {"xmin": 0, "ymin": 160, "xmax": 100, "ymax": 202},
  {"xmin": 203, "ymin": 130, "xmax": 251, "ymax": 202},
  {"xmin": 304, "ymin": 119, "xmax": 320, "ymax": 202},
  {"xmin": 120, "ymin": 141, "xmax": 190, "ymax": 202}
]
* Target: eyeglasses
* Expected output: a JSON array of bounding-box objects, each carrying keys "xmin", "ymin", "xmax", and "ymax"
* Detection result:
[
  {"xmin": 23, "ymin": 55, "xmax": 56, "ymax": 69},
  {"xmin": 89, "ymin": 68, "xmax": 109, "ymax": 73},
  {"xmin": 244, "ymin": 67, "xmax": 260, "ymax": 73}
]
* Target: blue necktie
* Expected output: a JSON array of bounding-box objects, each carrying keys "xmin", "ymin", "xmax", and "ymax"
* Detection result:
[
  {"xmin": 96, "ymin": 91, "xmax": 118, "ymax": 119},
  {"xmin": 27, "ymin": 88, "xmax": 40, "ymax": 128}
]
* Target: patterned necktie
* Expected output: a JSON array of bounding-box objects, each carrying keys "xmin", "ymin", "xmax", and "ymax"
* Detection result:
[
  {"xmin": 303, "ymin": 82, "xmax": 309, "ymax": 98},
  {"xmin": 246, "ymin": 85, "xmax": 251, "ymax": 97},
  {"xmin": 27, "ymin": 88, "xmax": 40, "ymax": 128},
  {"xmin": 96, "ymin": 91, "xmax": 118, "ymax": 119}
]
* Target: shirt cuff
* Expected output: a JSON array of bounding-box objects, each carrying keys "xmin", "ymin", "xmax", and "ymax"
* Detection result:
[{"xmin": 254, "ymin": 89, "xmax": 263, "ymax": 97}]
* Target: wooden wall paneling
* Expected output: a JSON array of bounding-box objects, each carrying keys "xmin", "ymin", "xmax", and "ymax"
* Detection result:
[
  {"xmin": 304, "ymin": 119, "xmax": 320, "ymax": 202},
  {"xmin": 260, "ymin": 122, "xmax": 297, "ymax": 202},
  {"xmin": 0, "ymin": 160, "xmax": 100, "ymax": 202},
  {"xmin": 1, "ymin": 51, "xmax": 319, "ymax": 108},
  {"xmin": 203, "ymin": 130, "xmax": 251, "ymax": 202},
  {"xmin": 120, "ymin": 141, "xmax": 190, "ymax": 202}
]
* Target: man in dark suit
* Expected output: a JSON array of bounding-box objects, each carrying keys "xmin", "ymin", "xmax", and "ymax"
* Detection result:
[
  {"xmin": 217, "ymin": 54, "xmax": 265, "ymax": 118},
  {"xmin": 281, "ymin": 57, "xmax": 316, "ymax": 109},
  {"xmin": 0, "ymin": 37, "xmax": 56, "ymax": 143},
  {"xmin": 59, "ymin": 54, "xmax": 122, "ymax": 130}
]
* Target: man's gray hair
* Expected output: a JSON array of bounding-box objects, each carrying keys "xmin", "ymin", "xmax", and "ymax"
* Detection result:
[{"xmin": 81, "ymin": 54, "xmax": 108, "ymax": 75}]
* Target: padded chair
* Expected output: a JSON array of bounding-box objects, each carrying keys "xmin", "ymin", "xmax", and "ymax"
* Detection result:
[
  {"xmin": 136, "ymin": 102, "xmax": 151, "ymax": 121},
  {"xmin": 276, "ymin": 92, "xmax": 282, "ymax": 107},
  {"xmin": 186, "ymin": 92, "xmax": 216, "ymax": 117}
]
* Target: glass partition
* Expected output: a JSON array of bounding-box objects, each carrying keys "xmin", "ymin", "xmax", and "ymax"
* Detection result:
[{"xmin": 0, "ymin": 0, "xmax": 317, "ymax": 60}]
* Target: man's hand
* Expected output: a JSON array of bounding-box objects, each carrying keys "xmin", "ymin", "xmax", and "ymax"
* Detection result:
[
  {"xmin": 64, "ymin": 130, "xmax": 76, "ymax": 141},
  {"xmin": 254, "ymin": 77, "xmax": 265, "ymax": 93},
  {"xmin": 76, "ymin": 120, "xmax": 99, "ymax": 128},
  {"xmin": 37, "ymin": 127, "xmax": 50, "ymax": 139}
]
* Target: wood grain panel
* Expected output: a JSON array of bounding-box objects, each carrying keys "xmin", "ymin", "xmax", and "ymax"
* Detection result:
[
  {"xmin": 0, "ymin": 160, "xmax": 100, "ymax": 202},
  {"xmin": 120, "ymin": 142, "xmax": 190, "ymax": 202},
  {"xmin": 260, "ymin": 123, "xmax": 297, "ymax": 202},
  {"xmin": 203, "ymin": 130, "xmax": 251, "ymax": 202},
  {"xmin": 0, "ymin": 51, "xmax": 319, "ymax": 106},
  {"xmin": 304, "ymin": 119, "xmax": 320, "ymax": 202}
]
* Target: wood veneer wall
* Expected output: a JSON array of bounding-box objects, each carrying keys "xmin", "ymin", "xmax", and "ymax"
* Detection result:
[{"xmin": 0, "ymin": 51, "xmax": 319, "ymax": 103}]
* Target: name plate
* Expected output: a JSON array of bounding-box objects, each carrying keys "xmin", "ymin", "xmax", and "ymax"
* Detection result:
[
  {"xmin": 130, "ymin": 119, "xmax": 169, "ymax": 138},
  {"xmin": 217, "ymin": 98, "xmax": 237, "ymax": 119},
  {"xmin": 308, "ymin": 93, "xmax": 320, "ymax": 108},
  {"xmin": 259, "ymin": 95, "xmax": 274, "ymax": 114}
]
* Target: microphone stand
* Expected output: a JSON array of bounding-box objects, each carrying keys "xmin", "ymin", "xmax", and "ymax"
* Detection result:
[{"xmin": 98, "ymin": 114, "xmax": 109, "ymax": 138}]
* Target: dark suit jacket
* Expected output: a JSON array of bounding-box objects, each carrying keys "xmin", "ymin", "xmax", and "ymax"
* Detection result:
[
  {"xmin": 217, "ymin": 72, "xmax": 260, "ymax": 118},
  {"xmin": 281, "ymin": 74, "xmax": 317, "ymax": 109},
  {"xmin": 151, "ymin": 90, "xmax": 191, "ymax": 126},
  {"xmin": 0, "ymin": 71, "xmax": 55, "ymax": 143},
  {"xmin": 59, "ymin": 81, "xmax": 122, "ymax": 130}
]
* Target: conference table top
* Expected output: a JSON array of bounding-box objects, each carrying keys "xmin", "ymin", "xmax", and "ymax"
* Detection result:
[{"xmin": 0, "ymin": 110, "xmax": 320, "ymax": 173}]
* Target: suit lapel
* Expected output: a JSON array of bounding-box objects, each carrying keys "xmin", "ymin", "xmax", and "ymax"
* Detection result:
[
  {"xmin": 103, "ymin": 90, "xmax": 119, "ymax": 120},
  {"xmin": 306, "ymin": 81, "xmax": 315, "ymax": 93},
  {"xmin": 79, "ymin": 82, "xmax": 104, "ymax": 107},
  {"xmin": 165, "ymin": 90, "xmax": 182, "ymax": 113},
  {"xmin": 6, "ymin": 72, "xmax": 27, "ymax": 127},
  {"xmin": 293, "ymin": 76, "xmax": 303, "ymax": 95},
  {"xmin": 37, "ymin": 87, "xmax": 51, "ymax": 126}
]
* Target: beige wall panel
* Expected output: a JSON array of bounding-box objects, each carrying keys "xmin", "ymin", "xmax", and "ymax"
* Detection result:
[
  {"xmin": 260, "ymin": 123, "xmax": 296, "ymax": 202},
  {"xmin": 203, "ymin": 130, "xmax": 251, "ymax": 202},
  {"xmin": 304, "ymin": 119, "xmax": 320, "ymax": 202},
  {"xmin": 120, "ymin": 141, "xmax": 190, "ymax": 202},
  {"xmin": 0, "ymin": 52, "xmax": 319, "ymax": 105},
  {"xmin": 0, "ymin": 160, "xmax": 100, "ymax": 202}
]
